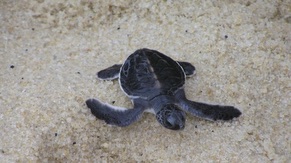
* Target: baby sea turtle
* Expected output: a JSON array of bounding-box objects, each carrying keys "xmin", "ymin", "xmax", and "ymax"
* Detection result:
[{"xmin": 86, "ymin": 48, "xmax": 241, "ymax": 130}]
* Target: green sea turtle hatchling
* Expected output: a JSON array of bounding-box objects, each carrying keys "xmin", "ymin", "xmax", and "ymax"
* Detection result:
[{"xmin": 86, "ymin": 48, "xmax": 241, "ymax": 130}]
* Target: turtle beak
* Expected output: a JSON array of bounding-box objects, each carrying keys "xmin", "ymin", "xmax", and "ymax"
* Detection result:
[
  {"xmin": 166, "ymin": 114, "xmax": 185, "ymax": 130},
  {"xmin": 156, "ymin": 104, "xmax": 186, "ymax": 130}
]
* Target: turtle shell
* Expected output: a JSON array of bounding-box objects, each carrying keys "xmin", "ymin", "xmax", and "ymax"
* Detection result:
[{"xmin": 119, "ymin": 49, "xmax": 185, "ymax": 99}]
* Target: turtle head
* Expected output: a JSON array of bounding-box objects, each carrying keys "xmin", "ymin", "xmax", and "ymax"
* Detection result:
[{"xmin": 156, "ymin": 104, "xmax": 186, "ymax": 130}]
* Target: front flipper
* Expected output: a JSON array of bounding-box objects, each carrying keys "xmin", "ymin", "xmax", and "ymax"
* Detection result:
[
  {"xmin": 180, "ymin": 100, "xmax": 241, "ymax": 121},
  {"xmin": 177, "ymin": 61, "xmax": 196, "ymax": 77},
  {"xmin": 86, "ymin": 98, "xmax": 145, "ymax": 127},
  {"xmin": 97, "ymin": 64, "xmax": 122, "ymax": 80}
]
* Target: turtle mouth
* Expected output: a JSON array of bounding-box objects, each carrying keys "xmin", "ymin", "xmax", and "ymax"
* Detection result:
[
  {"xmin": 165, "ymin": 114, "xmax": 185, "ymax": 130},
  {"xmin": 156, "ymin": 104, "xmax": 186, "ymax": 130}
]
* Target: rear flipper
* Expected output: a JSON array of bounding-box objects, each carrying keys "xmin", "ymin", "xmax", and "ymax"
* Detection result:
[
  {"xmin": 177, "ymin": 61, "xmax": 196, "ymax": 77},
  {"xmin": 97, "ymin": 64, "xmax": 122, "ymax": 80},
  {"xmin": 97, "ymin": 61, "xmax": 195, "ymax": 80},
  {"xmin": 86, "ymin": 98, "xmax": 145, "ymax": 127},
  {"xmin": 180, "ymin": 100, "xmax": 241, "ymax": 121}
]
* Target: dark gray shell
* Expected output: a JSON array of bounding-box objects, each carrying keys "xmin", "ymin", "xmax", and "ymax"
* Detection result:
[{"xmin": 119, "ymin": 48, "xmax": 185, "ymax": 99}]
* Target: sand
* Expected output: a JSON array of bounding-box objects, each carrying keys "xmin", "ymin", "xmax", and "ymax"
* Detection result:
[{"xmin": 0, "ymin": 0, "xmax": 290, "ymax": 162}]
